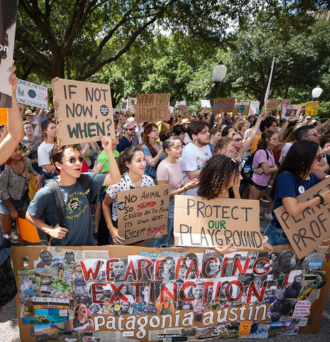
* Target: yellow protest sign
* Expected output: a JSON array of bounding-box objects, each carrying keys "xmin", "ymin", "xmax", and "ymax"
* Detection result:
[{"xmin": 305, "ymin": 101, "xmax": 318, "ymax": 116}]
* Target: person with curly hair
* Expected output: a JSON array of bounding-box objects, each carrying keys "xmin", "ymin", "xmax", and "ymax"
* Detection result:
[{"xmin": 197, "ymin": 154, "xmax": 241, "ymax": 200}]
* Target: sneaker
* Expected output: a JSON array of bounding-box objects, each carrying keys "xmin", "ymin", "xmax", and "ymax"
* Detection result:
[{"xmin": 264, "ymin": 212, "xmax": 273, "ymax": 220}]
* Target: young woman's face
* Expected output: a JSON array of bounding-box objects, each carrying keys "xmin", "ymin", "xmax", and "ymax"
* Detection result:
[
  {"xmin": 179, "ymin": 131, "xmax": 185, "ymax": 142},
  {"xmin": 24, "ymin": 124, "xmax": 34, "ymax": 135},
  {"xmin": 241, "ymin": 122, "xmax": 250, "ymax": 133},
  {"xmin": 267, "ymin": 134, "xmax": 278, "ymax": 147},
  {"xmin": 166, "ymin": 139, "xmax": 183, "ymax": 158},
  {"xmin": 113, "ymin": 261, "xmax": 125, "ymax": 276},
  {"xmin": 147, "ymin": 126, "xmax": 159, "ymax": 140},
  {"xmin": 44, "ymin": 123, "xmax": 57, "ymax": 138},
  {"xmin": 122, "ymin": 285, "xmax": 127, "ymax": 294},
  {"xmin": 126, "ymin": 151, "xmax": 146, "ymax": 175},
  {"xmin": 232, "ymin": 134, "xmax": 243, "ymax": 150},
  {"xmin": 223, "ymin": 142, "xmax": 236, "ymax": 153},
  {"xmin": 310, "ymin": 147, "xmax": 324, "ymax": 173},
  {"xmin": 11, "ymin": 145, "xmax": 23, "ymax": 161},
  {"xmin": 164, "ymin": 259, "xmax": 174, "ymax": 272},
  {"xmin": 208, "ymin": 259, "xmax": 220, "ymax": 272},
  {"xmin": 78, "ymin": 304, "xmax": 87, "ymax": 316}
]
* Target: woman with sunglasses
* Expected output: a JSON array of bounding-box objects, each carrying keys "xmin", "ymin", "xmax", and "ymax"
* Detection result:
[
  {"xmin": 229, "ymin": 113, "xmax": 265, "ymax": 165},
  {"xmin": 102, "ymin": 146, "xmax": 162, "ymax": 245},
  {"xmin": 263, "ymin": 140, "xmax": 330, "ymax": 247}
]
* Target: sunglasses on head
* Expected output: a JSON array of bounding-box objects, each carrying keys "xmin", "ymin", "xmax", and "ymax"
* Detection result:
[
  {"xmin": 315, "ymin": 153, "xmax": 325, "ymax": 162},
  {"xmin": 66, "ymin": 156, "xmax": 84, "ymax": 164}
]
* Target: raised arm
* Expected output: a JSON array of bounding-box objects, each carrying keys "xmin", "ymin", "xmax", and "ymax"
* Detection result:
[
  {"xmin": 101, "ymin": 137, "xmax": 121, "ymax": 186},
  {"xmin": 0, "ymin": 66, "xmax": 24, "ymax": 164}
]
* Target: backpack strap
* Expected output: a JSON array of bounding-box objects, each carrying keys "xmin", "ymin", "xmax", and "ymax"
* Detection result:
[
  {"xmin": 77, "ymin": 174, "xmax": 91, "ymax": 204},
  {"xmin": 48, "ymin": 180, "xmax": 66, "ymax": 227}
]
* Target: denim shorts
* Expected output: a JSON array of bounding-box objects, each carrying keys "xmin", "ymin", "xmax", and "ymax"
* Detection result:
[
  {"xmin": 247, "ymin": 179, "xmax": 268, "ymax": 191},
  {"xmin": 263, "ymin": 223, "xmax": 290, "ymax": 246},
  {"xmin": 0, "ymin": 196, "xmax": 29, "ymax": 215}
]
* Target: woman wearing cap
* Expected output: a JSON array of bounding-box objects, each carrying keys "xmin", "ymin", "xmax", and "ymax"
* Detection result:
[{"xmin": 22, "ymin": 121, "xmax": 42, "ymax": 173}]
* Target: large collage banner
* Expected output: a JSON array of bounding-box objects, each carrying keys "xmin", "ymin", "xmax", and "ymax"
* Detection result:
[{"xmin": 12, "ymin": 244, "xmax": 330, "ymax": 342}]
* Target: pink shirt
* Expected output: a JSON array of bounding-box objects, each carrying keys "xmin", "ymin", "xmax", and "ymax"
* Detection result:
[
  {"xmin": 156, "ymin": 159, "xmax": 183, "ymax": 191},
  {"xmin": 251, "ymin": 149, "xmax": 275, "ymax": 186}
]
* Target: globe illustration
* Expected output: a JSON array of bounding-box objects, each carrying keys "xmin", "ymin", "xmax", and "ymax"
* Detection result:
[{"xmin": 28, "ymin": 90, "xmax": 36, "ymax": 98}]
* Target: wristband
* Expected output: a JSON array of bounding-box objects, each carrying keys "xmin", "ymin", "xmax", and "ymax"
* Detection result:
[
  {"xmin": 316, "ymin": 193, "xmax": 324, "ymax": 204},
  {"xmin": 262, "ymin": 236, "xmax": 269, "ymax": 245}
]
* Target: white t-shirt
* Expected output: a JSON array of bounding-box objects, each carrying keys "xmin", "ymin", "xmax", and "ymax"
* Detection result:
[
  {"xmin": 279, "ymin": 142, "xmax": 293, "ymax": 164},
  {"xmin": 184, "ymin": 133, "xmax": 191, "ymax": 144},
  {"xmin": 38, "ymin": 141, "xmax": 54, "ymax": 172},
  {"xmin": 181, "ymin": 143, "xmax": 212, "ymax": 196}
]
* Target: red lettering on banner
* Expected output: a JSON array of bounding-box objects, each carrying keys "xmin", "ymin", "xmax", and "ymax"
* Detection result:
[
  {"xmin": 80, "ymin": 260, "xmax": 101, "ymax": 281},
  {"xmin": 247, "ymin": 281, "xmax": 268, "ymax": 303},
  {"xmin": 179, "ymin": 281, "xmax": 196, "ymax": 302},
  {"xmin": 232, "ymin": 257, "xmax": 250, "ymax": 276},
  {"xmin": 130, "ymin": 282, "xmax": 146, "ymax": 303},
  {"xmin": 253, "ymin": 258, "xmax": 271, "ymax": 275},
  {"xmin": 225, "ymin": 280, "xmax": 244, "ymax": 302},
  {"xmin": 106, "ymin": 259, "xmax": 119, "ymax": 282},
  {"xmin": 137, "ymin": 258, "xmax": 153, "ymax": 280},
  {"xmin": 91, "ymin": 282, "xmax": 107, "ymax": 304},
  {"xmin": 186, "ymin": 258, "xmax": 200, "ymax": 279},
  {"xmin": 110, "ymin": 283, "xmax": 128, "ymax": 303},
  {"xmin": 125, "ymin": 259, "xmax": 137, "ymax": 281},
  {"xmin": 175, "ymin": 257, "xmax": 187, "ymax": 279},
  {"xmin": 160, "ymin": 283, "xmax": 177, "ymax": 303}
]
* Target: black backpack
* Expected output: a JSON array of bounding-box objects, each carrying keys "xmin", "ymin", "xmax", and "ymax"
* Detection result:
[
  {"xmin": 47, "ymin": 174, "xmax": 91, "ymax": 227},
  {"xmin": 241, "ymin": 149, "xmax": 269, "ymax": 181}
]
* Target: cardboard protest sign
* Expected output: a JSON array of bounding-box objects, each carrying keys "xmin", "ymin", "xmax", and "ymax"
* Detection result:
[
  {"xmin": 278, "ymin": 99, "xmax": 292, "ymax": 110},
  {"xmin": 134, "ymin": 93, "xmax": 171, "ymax": 123},
  {"xmin": 232, "ymin": 100, "xmax": 251, "ymax": 116},
  {"xmin": 52, "ymin": 78, "xmax": 115, "ymax": 145},
  {"xmin": 249, "ymin": 101, "xmax": 260, "ymax": 115},
  {"xmin": 201, "ymin": 99, "xmax": 211, "ymax": 108},
  {"xmin": 174, "ymin": 195, "xmax": 262, "ymax": 249},
  {"xmin": 274, "ymin": 178, "xmax": 330, "ymax": 259},
  {"xmin": 12, "ymin": 244, "xmax": 330, "ymax": 342},
  {"xmin": 0, "ymin": 108, "xmax": 7, "ymax": 124},
  {"xmin": 0, "ymin": 0, "xmax": 18, "ymax": 108},
  {"xmin": 117, "ymin": 184, "xmax": 170, "ymax": 244},
  {"xmin": 305, "ymin": 101, "xmax": 318, "ymax": 116},
  {"xmin": 16, "ymin": 79, "xmax": 48, "ymax": 109},
  {"xmin": 178, "ymin": 104, "xmax": 189, "ymax": 116},
  {"xmin": 267, "ymin": 99, "xmax": 280, "ymax": 111},
  {"xmin": 212, "ymin": 97, "xmax": 235, "ymax": 114}
]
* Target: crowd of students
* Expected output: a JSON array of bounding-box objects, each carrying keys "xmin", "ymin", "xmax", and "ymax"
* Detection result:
[{"xmin": 1, "ymin": 65, "xmax": 330, "ymax": 315}]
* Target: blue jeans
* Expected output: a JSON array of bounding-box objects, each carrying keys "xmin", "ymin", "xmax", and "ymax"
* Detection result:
[
  {"xmin": 153, "ymin": 197, "xmax": 174, "ymax": 248},
  {"xmin": 264, "ymin": 223, "xmax": 290, "ymax": 246}
]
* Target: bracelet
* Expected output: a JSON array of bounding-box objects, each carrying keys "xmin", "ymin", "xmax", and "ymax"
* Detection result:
[
  {"xmin": 183, "ymin": 186, "xmax": 187, "ymax": 192},
  {"xmin": 316, "ymin": 193, "xmax": 324, "ymax": 204},
  {"xmin": 262, "ymin": 236, "xmax": 269, "ymax": 245}
]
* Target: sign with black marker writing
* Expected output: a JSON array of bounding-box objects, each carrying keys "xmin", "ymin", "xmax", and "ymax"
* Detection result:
[
  {"xmin": 274, "ymin": 177, "xmax": 330, "ymax": 259},
  {"xmin": 117, "ymin": 184, "xmax": 171, "ymax": 244},
  {"xmin": 134, "ymin": 93, "xmax": 171, "ymax": 123},
  {"xmin": 52, "ymin": 78, "xmax": 115, "ymax": 145},
  {"xmin": 174, "ymin": 196, "xmax": 263, "ymax": 249}
]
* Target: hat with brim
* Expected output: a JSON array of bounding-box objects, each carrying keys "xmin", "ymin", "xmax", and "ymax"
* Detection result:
[
  {"xmin": 182, "ymin": 118, "xmax": 191, "ymax": 124},
  {"xmin": 23, "ymin": 120, "xmax": 37, "ymax": 129},
  {"xmin": 24, "ymin": 110, "xmax": 35, "ymax": 116}
]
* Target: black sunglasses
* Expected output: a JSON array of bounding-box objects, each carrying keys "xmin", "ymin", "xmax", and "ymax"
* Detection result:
[
  {"xmin": 233, "ymin": 138, "xmax": 242, "ymax": 142},
  {"xmin": 65, "ymin": 156, "xmax": 84, "ymax": 164}
]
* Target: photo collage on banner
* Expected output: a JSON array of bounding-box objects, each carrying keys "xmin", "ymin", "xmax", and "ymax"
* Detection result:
[{"xmin": 13, "ymin": 245, "xmax": 330, "ymax": 342}]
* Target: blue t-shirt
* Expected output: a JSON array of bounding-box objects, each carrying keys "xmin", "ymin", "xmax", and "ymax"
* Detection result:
[
  {"xmin": 208, "ymin": 143, "xmax": 214, "ymax": 155},
  {"xmin": 271, "ymin": 172, "xmax": 320, "ymax": 228},
  {"xmin": 141, "ymin": 143, "xmax": 165, "ymax": 180},
  {"xmin": 27, "ymin": 173, "xmax": 106, "ymax": 246},
  {"xmin": 116, "ymin": 136, "xmax": 132, "ymax": 153}
]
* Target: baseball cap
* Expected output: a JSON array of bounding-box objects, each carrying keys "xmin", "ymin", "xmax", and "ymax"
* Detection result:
[
  {"xmin": 306, "ymin": 116, "xmax": 312, "ymax": 120},
  {"xmin": 123, "ymin": 123, "xmax": 134, "ymax": 130}
]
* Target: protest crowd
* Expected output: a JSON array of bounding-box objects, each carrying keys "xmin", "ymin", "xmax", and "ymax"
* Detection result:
[{"xmin": 1, "ymin": 62, "xmax": 330, "ymax": 336}]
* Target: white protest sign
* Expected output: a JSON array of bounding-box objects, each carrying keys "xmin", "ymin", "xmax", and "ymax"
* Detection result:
[
  {"xmin": 16, "ymin": 80, "xmax": 48, "ymax": 109},
  {"xmin": 201, "ymin": 100, "xmax": 211, "ymax": 108}
]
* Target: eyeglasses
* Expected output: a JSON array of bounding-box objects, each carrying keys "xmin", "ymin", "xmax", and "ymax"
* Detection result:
[
  {"xmin": 315, "ymin": 153, "xmax": 325, "ymax": 162},
  {"xmin": 66, "ymin": 156, "xmax": 84, "ymax": 164},
  {"xmin": 127, "ymin": 128, "xmax": 134, "ymax": 131},
  {"xmin": 151, "ymin": 129, "xmax": 158, "ymax": 133},
  {"xmin": 307, "ymin": 132, "xmax": 319, "ymax": 137},
  {"xmin": 233, "ymin": 138, "xmax": 242, "ymax": 142}
]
